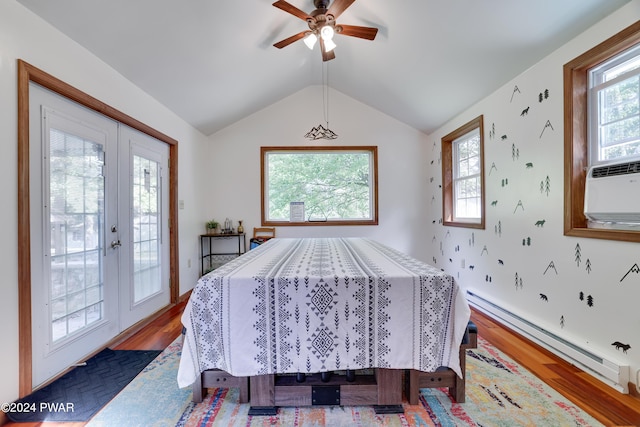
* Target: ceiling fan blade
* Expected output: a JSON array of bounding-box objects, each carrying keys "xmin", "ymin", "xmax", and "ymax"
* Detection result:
[
  {"xmin": 319, "ymin": 38, "xmax": 336, "ymax": 61},
  {"xmin": 337, "ymin": 24, "xmax": 378, "ymax": 40},
  {"xmin": 326, "ymin": 0, "xmax": 355, "ymax": 20},
  {"xmin": 272, "ymin": 1, "xmax": 311, "ymax": 21},
  {"xmin": 273, "ymin": 31, "xmax": 309, "ymax": 49}
]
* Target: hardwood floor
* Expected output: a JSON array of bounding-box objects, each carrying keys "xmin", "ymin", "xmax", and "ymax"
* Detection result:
[{"xmin": 4, "ymin": 302, "xmax": 640, "ymax": 426}]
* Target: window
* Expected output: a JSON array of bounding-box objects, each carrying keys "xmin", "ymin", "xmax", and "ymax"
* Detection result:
[
  {"xmin": 564, "ymin": 20, "xmax": 640, "ymax": 242},
  {"xmin": 453, "ymin": 129, "xmax": 482, "ymax": 219},
  {"xmin": 442, "ymin": 115, "xmax": 485, "ymax": 229},
  {"xmin": 261, "ymin": 146, "xmax": 378, "ymax": 226},
  {"xmin": 589, "ymin": 44, "xmax": 640, "ymax": 164}
]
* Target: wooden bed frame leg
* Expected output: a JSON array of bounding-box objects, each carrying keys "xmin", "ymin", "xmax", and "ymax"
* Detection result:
[
  {"xmin": 408, "ymin": 369, "xmax": 420, "ymax": 405},
  {"xmin": 373, "ymin": 368, "xmax": 404, "ymax": 414},
  {"xmin": 192, "ymin": 373, "xmax": 205, "ymax": 403},
  {"xmin": 406, "ymin": 321, "xmax": 478, "ymax": 405},
  {"xmin": 238, "ymin": 376, "xmax": 249, "ymax": 403},
  {"xmin": 451, "ymin": 322, "xmax": 478, "ymax": 403},
  {"xmin": 248, "ymin": 374, "xmax": 277, "ymax": 415},
  {"xmin": 376, "ymin": 368, "xmax": 402, "ymax": 405},
  {"xmin": 192, "ymin": 370, "xmax": 250, "ymax": 404},
  {"xmin": 451, "ymin": 367, "xmax": 466, "ymax": 403},
  {"xmin": 449, "ymin": 344, "xmax": 467, "ymax": 403}
]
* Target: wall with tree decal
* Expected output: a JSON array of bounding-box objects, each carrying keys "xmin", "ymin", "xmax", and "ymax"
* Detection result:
[{"xmin": 424, "ymin": 4, "xmax": 640, "ymax": 392}]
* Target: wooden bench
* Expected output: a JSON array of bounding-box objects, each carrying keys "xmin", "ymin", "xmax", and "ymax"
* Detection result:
[{"xmin": 406, "ymin": 321, "xmax": 478, "ymax": 404}]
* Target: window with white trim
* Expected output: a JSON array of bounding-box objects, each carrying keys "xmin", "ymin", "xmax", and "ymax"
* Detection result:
[
  {"xmin": 563, "ymin": 20, "xmax": 640, "ymax": 242},
  {"xmin": 442, "ymin": 115, "xmax": 485, "ymax": 229},
  {"xmin": 589, "ymin": 43, "xmax": 640, "ymax": 165},
  {"xmin": 453, "ymin": 128, "xmax": 482, "ymax": 221}
]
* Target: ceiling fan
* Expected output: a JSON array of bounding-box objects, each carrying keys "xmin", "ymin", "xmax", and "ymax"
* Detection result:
[{"xmin": 272, "ymin": 0, "xmax": 378, "ymax": 61}]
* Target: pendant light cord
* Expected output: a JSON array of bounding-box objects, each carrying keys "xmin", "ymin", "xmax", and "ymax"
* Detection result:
[{"xmin": 322, "ymin": 62, "xmax": 329, "ymax": 127}]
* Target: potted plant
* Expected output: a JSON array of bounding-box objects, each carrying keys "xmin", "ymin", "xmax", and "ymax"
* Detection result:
[{"xmin": 206, "ymin": 220, "xmax": 219, "ymax": 234}]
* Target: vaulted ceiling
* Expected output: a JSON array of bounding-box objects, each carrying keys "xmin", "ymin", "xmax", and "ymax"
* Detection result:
[{"xmin": 18, "ymin": 0, "xmax": 631, "ymax": 136}]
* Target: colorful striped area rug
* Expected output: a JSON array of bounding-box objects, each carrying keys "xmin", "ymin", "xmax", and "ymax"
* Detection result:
[{"xmin": 87, "ymin": 336, "xmax": 603, "ymax": 426}]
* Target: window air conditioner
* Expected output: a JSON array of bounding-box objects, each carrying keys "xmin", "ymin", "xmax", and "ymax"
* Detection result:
[{"xmin": 584, "ymin": 159, "xmax": 640, "ymax": 223}]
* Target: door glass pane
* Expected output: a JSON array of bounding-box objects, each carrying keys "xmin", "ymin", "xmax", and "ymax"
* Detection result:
[
  {"xmin": 132, "ymin": 155, "xmax": 161, "ymax": 303},
  {"xmin": 49, "ymin": 129, "xmax": 104, "ymax": 342}
]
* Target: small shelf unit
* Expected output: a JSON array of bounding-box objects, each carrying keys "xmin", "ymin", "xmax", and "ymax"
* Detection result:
[{"xmin": 200, "ymin": 233, "xmax": 246, "ymax": 276}]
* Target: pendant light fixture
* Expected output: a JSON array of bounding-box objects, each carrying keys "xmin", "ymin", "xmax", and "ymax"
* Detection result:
[{"xmin": 305, "ymin": 61, "xmax": 338, "ymax": 140}]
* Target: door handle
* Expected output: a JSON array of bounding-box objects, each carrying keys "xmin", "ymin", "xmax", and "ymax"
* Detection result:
[{"xmin": 111, "ymin": 240, "xmax": 122, "ymax": 249}]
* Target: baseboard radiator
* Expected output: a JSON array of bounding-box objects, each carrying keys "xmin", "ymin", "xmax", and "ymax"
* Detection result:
[{"xmin": 467, "ymin": 291, "xmax": 630, "ymax": 393}]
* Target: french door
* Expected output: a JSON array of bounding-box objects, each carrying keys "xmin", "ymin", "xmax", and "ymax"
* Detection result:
[
  {"xmin": 29, "ymin": 84, "xmax": 170, "ymax": 387},
  {"xmin": 118, "ymin": 126, "xmax": 170, "ymax": 329}
]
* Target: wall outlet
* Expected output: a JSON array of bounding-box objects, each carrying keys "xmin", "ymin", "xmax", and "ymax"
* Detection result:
[
  {"xmin": 460, "ymin": 258, "xmax": 465, "ymax": 269},
  {"xmin": 188, "ymin": 258, "xmax": 191, "ymax": 268}
]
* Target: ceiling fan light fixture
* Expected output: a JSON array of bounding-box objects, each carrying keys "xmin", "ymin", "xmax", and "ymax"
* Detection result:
[
  {"xmin": 303, "ymin": 32, "xmax": 318, "ymax": 49},
  {"xmin": 320, "ymin": 25, "xmax": 334, "ymax": 41},
  {"xmin": 324, "ymin": 38, "xmax": 337, "ymax": 52}
]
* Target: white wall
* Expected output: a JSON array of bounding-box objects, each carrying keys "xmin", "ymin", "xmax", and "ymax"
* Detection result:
[
  {"xmin": 426, "ymin": 1, "xmax": 640, "ymax": 391},
  {"xmin": 0, "ymin": 0, "xmax": 209, "ymax": 404},
  {"xmin": 206, "ymin": 85, "xmax": 430, "ymax": 258}
]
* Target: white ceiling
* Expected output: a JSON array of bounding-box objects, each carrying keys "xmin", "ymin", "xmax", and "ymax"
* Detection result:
[{"xmin": 18, "ymin": 0, "xmax": 631, "ymax": 136}]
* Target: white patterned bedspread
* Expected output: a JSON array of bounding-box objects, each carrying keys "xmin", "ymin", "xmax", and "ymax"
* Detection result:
[{"xmin": 177, "ymin": 238, "xmax": 470, "ymax": 388}]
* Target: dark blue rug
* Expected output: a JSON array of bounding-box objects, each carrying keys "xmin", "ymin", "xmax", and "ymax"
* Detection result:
[{"xmin": 6, "ymin": 348, "xmax": 161, "ymax": 422}]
